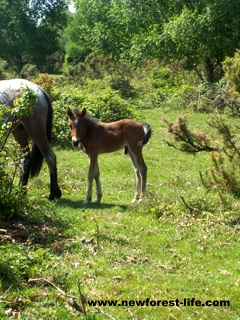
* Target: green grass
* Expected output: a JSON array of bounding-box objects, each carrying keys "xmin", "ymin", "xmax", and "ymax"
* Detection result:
[{"xmin": 0, "ymin": 108, "xmax": 239, "ymax": 319}]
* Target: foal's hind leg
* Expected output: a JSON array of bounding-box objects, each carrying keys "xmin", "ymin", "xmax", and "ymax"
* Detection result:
[
  {"xmin": 95, "ymin": 162, "xmax": 102, "ymax": 203},
  {"xmin": 128, "ymin": 148, "xmax": 147, "ymax": 202}
]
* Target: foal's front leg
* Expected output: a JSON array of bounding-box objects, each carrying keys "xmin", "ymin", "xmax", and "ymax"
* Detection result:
[{"xmin": 84, "ymin": 155, "xmax": 102, "ymax": 205}]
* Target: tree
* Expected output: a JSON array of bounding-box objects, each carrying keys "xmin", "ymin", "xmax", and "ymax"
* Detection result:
[
  {"xmin": 161, "ymin": 0, "xmax": 240, "ymax": 82},
  {"xmin": 70, "ymin": 0, "xmax": 240, "ymax": 82},
  {"xmin": 0, "ymin": 0, "xmax": 68, "ymax": 73}
]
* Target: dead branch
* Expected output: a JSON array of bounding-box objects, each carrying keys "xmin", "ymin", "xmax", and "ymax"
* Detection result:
[
  {"xmin": 28, "ymin": 277, "xmax": 116, "ymax": 319},
  {"xmin": 180, "ymin": 196, "xmax": 196, "ymax": 215},
  {"xmin": 77, "ymin": 280, "xmax": 87, "ymax": 315},
  {"xmin": 95, "ymin": 307, "xmax": 116, "ymax": 320},
  {"xmin": 163, "ymin": 117, "xmax": 217, "ymax": 154},
  {"xmin": 28, "ymin": 278, "xmax": 76, "ymax": 299}
]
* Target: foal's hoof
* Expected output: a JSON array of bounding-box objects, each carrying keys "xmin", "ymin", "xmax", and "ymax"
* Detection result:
[{"xmin": 131, "ymin": 196, "xmax": 142, "ymax": 203}]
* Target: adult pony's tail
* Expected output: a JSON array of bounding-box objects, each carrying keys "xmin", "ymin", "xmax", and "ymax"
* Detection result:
[{"xmin": 30, "ymin": 91, "xmax": 53, "ymax": 177}]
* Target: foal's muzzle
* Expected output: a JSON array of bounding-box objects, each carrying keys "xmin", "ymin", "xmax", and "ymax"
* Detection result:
[{"xmin": 72, "ymin": 139, "xmax": 80, "ymax": 147}]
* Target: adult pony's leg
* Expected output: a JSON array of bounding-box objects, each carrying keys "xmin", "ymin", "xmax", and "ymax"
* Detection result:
[
  {"xmin": 45, "ymin": 146, "xmax": 61, "ymax": 200},
  {"xmin": 11, "ymin": 125, "xmax": 31, "ymax": 189},
  {"xmin": 24, "ymin": 120, "xmax": 61, "ymax": 200},
  {"xmin": 128, "ymin": 147, "xmax": 147, "ymax": 202},
  {"xmin": 84, "ymin": 154, "xmax": 102, "ymax": 204},
  {"xmin": 34, "ymin": 138, "xmax": 61, "ymax": 200}
]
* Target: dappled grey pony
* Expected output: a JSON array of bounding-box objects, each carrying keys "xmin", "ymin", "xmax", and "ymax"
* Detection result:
[{"xmin": 0, "ymin": 79, "xmax": 61, "ymax": 200}]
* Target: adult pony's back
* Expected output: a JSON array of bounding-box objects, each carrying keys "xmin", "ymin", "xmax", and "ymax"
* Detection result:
[{"xmin": 0, "ymin": 79, "xmax": 61, "ymax": 200}]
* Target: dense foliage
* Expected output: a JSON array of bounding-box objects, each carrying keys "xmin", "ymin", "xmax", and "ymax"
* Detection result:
[
  {"xmin": 0, "ymin": 0, "xmax": 239, "ymax": 82},
  {"xmin": 67, "ymin": 0, "xmax": 240, "ymax": 82},
  {"xmin": 0, "ymin": 0, "xmax": 68, "ymax": 72},
  {"xmin": 0, "ymin": 88, "xmax": 38, "ymax": 219}
]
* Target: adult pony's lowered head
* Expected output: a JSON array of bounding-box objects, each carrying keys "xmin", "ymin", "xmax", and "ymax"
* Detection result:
[
  {"xmin": 67, "ymin": 107, "xmax": 152, "ymax": 204},
  {"xmin": 0, "ymin": 79, "xmax": 61, "ymax": 200}
]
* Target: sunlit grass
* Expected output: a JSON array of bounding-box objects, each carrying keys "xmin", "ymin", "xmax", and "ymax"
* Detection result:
[{"xmin": 0, "ymin": 108, "xmax": 239, "ymax": 319}]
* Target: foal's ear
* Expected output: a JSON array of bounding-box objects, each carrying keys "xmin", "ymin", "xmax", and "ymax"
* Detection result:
[
  {"xmin": 67, "ymin": 108, "xmax": 73, "ymax": 118},
  {"xmin": 81, "ymin": 107, "xmax": 87, "ymax": 117}
]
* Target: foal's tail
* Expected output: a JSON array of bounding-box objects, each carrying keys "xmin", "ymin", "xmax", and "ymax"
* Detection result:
[
  {"xmin": 125, "ymin": 122, "xmax": 152, "ymax": 155},
  {"xmin": 140, "ymin": 123, "xmax": 152, "ymax": 146},
  {"xmin": 30, "ymin": 91, "xmax": 53, "ymax": 177}
]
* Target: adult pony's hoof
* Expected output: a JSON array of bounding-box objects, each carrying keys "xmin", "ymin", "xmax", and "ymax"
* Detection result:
[
  {"xmin": 48, "ymin": 188, "xmax": 62, "ymax": 200},
  {"xmin": 83, "ymin": 198, "xmax": 91, "ymax": 205}
]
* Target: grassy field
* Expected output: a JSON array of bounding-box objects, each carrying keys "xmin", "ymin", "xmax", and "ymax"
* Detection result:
[{"xmin": 0, "ymin": 108, "xmax": 239, "ymax": 319}]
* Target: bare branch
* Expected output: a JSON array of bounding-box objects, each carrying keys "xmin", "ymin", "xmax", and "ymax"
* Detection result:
[{"xmin": 163, "ymin": 117, "xmax": 217, "ymax": 154}]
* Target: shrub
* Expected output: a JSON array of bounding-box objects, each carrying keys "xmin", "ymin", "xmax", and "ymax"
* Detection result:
[
  {"xmin": 223, "ymin": 50, "xmax": 240, "ymax": 94},
  {"xmin": 222, "ymin": 50, "xmax": 240, "ymax": 115},
  {"xmin": 51, "ymin": 84, "xmax": 134, "ymax": 146},
  {"xmin": 34, "ymin": 74, "xmax": 54, "ymax": 95},
  {"xmin": 151, "ymin": 67, "xmax": 174, "ymax": 89},
  {"xmin": 164, "ymin": 115, "xmax": 240, "ymax": 202},
  {"xmin": 0, "ymin": 59, "xmax": 8, "ymax": 80},
  {"xmin": 110, "ymin": 76, "xmax": 136, "ymax": 99},
  {"xmin": 51, "ymin": 86, "xmax": 85, "ymax": 146},
  {"xmin": 83, "ymin": 89, "xmax": 134, "ymax": 122},
  {"xmin": 0, "ymin": 88, "xmax": 37, "ymax": 220},
  {"xmin": 20, "ymin": 64, "xmax": 38, "ymax": 79},
  {"xmin": 0, "ymin": 143, "xmax": 28, "ymax": 220}
]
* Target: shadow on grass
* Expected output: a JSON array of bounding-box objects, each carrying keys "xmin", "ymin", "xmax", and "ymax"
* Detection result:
[
  {"xmin": 227, "ymin": 215, "xmax": 240, "ymax": 227},
  {"xmin": 0, "ymin": 202, "xmax": 71, "ymax": 291},
  {"xmin": 0, "ymin": 204, "xmax": 69, "ymax": 247},
  {"xmin": 58, "ymin": 197, "xmax": 128, "ymax": 211}
]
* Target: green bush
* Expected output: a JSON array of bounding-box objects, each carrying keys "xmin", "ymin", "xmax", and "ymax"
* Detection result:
[
  {"xmin": 51, "ymin": 86, "xmax": 85, "ymax": 146},
  {"xmin": 51, "ymin": 84, "xmax": 133, "ymax": 146},
  {"xmin": 223, "ymin": 50, "xmax": 240, "ymax": 94},
  {"xmin": 0, "ymin": 88, "xmax": 38, "ymax": 220},
  {"xmin": 0, "ymin": 59, "xmax": 8, "ymax": 80},
  {"xmin": 0, "ymin": 244, "xmax": 50, "ymax": 287},
  {"xmin": 83, "ymin": 89, "xmax": 133, "ymax": 122},
  {"xmin": 151, "ymin": 67, "xmax": 174, "ymax": 89},
  {"xmin": 222, "ymin": 50, "xmax": 240, "ymax": 115},
  {"xmin": 21, "ymin": 64, "xmax": 38, "ymax": 80},
  {"xmin": 0, "ymin": 146, "xmax": 28, "ymax": 220},
  {"xmin": 34, "ymin": 74, "xmax": 55, "ymax": 95},
  {"xmin": 110, "ymin": 76, "xmax": 136, "ymax": 98}
]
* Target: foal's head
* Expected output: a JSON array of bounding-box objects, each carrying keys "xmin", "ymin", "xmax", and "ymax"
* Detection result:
[{"xmin": 67, "ymin": 107, "xmax": 86, "ymax": 147}]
